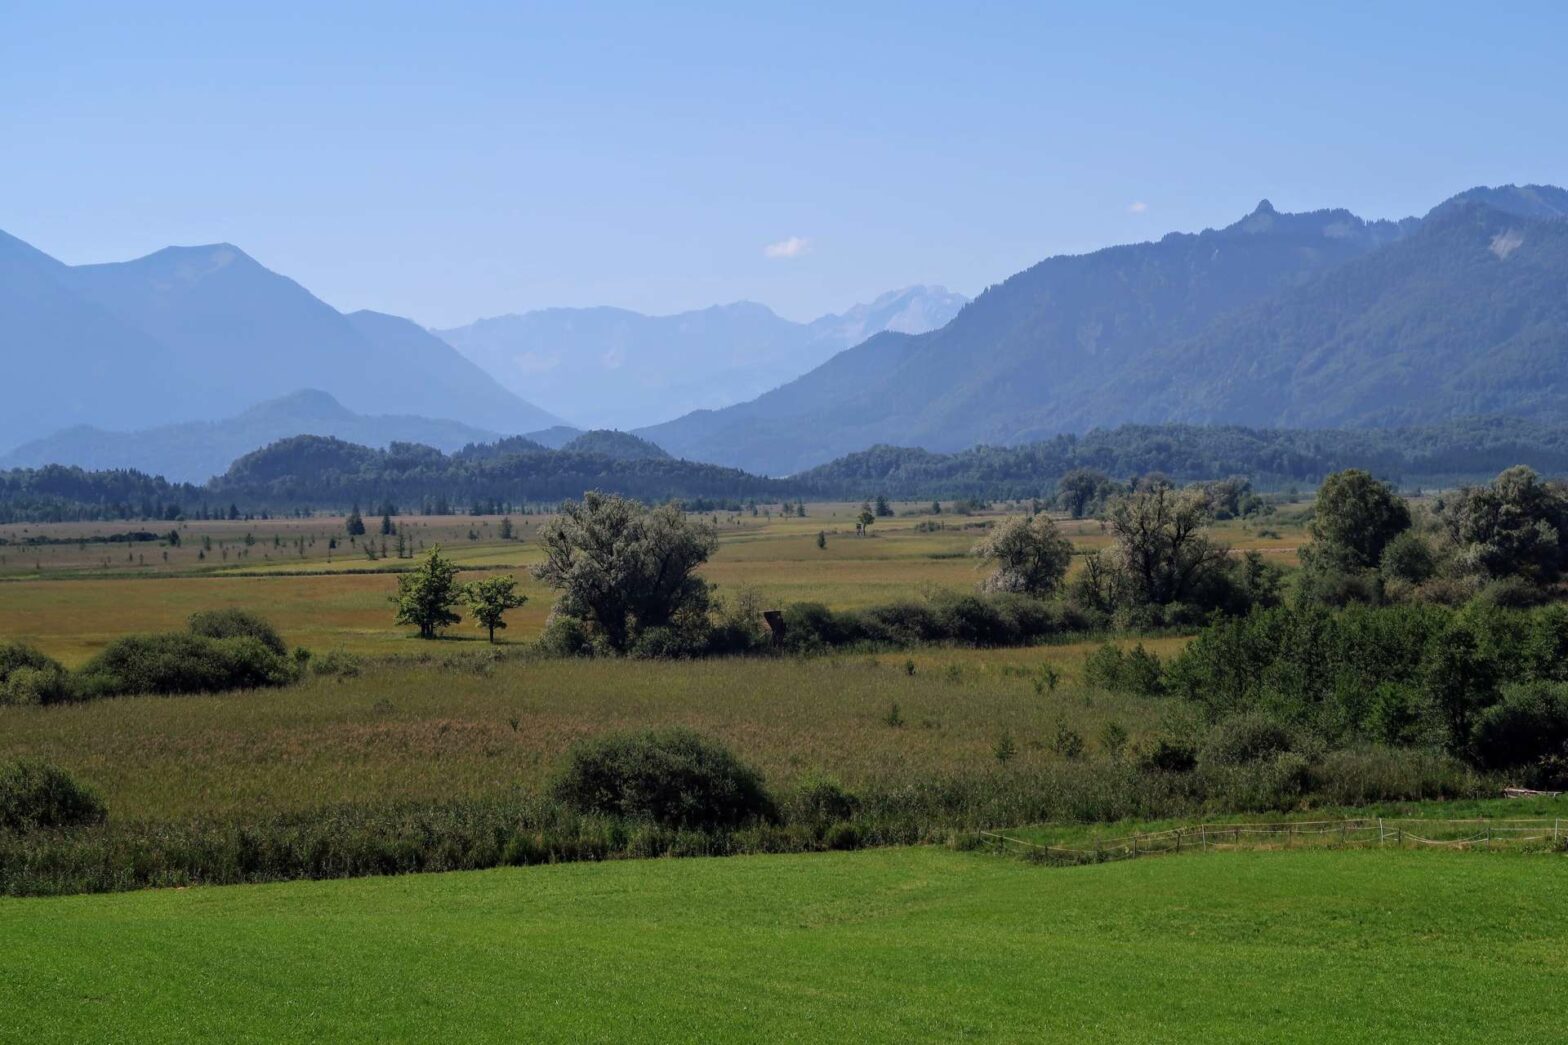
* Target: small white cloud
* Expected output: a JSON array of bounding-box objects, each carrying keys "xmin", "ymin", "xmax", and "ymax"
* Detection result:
[
  {"xmin": 1126, "ymin": 201, "xmax": 1149, "ymax": 215},
  {"xmin": 764, "ymin": 235, "xmax": 810, "ymax": 259}
]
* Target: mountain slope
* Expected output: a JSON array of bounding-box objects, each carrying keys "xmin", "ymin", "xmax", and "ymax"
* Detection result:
[
  {"xmin": 1146, "ymin": 196, "xmax": 1568, "ymax": 427},
  {"xmin": 641, "ymin": 204, "xmax": 1413, "ymax": 473},
  {"xmin": 0, "ymin": 390, "xmax": 502, "ymax": 483},
  {"xmin": 0, "ymin": 232, "xmax": 205, "ymax": 450},
  {"xmin": 0, "ymin": 233, "xmax": 560, "ymax": 452},
  {"xmin": 434, "ymin": 286, "xmax": 966, "ymax": 430}
]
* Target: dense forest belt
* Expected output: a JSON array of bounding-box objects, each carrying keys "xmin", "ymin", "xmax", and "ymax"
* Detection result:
[{"xmin": 9, "ymin": 417, "xmax": 1568, "ymax": 521}]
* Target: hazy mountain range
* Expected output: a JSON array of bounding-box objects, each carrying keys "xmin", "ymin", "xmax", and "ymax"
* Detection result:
[
  {"xmin": 433, "ymin": 286, "xmax": 967, "ymax": 430},
  {"xmin": 639, "ymin": 185, "xmax": 1568, "ymax": 474},
  {"xmin": 0, "ymin": 232, "xmax": 561, "ymax": 453},
  {"xmin": 8, "ymin": 184, "xmax": 1568, "ymax": 484},
  {"xmin": 0, "ymin": 390, "xmax": 502, "ymax": 483}
]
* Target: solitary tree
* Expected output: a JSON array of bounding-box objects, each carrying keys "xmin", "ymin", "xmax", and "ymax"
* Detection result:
[
  {"xmin": 972, "ymin": 514, "xmax": 1074, "ymax": 596},
  {"xmin": 392, "ymin": 546, "xmax": 463, "ymax": 638},
  {"xmin": 464, "ymin": 575, "xmax": 527, "ymax": 643},
  {"xmin": 499, "ymin": 516, "xmax": 514, "ymax": 540},
  {"xmin": 380, "ymin": 512, "xmax": 396, "ymax": 536},
  {"xmin": 816, "ymin": 530, "xmax": 827, "ymax": 550},
  {"xmin": 857, "ymin": 505, "xmax": 876, "ymax": 535},
  {"xmin": 1310, "ymin": 469, "xmax": 1411, "ymax": 570},
  {"xmin": 874, "ymin": 494, "xmax": 893, "ymax": 517},
  {"xmin": 532, "ymin": 492, "xmax": 718, "ymax": 653},
  {"xmin": 345, "ymin": 507, "xmax": 366, "ymax": 537}
]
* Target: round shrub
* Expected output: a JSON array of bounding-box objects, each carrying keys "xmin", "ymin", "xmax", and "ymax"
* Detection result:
[
  {"xmin": 1, "ymin": 642, "xmax": 56, "ymax": 679},
  {"xmin": 629, "ymin": 620, "xmax": 712, "ymax": 660},
  {"xmin": 787, "ymin": 778, "xmax": 861, "ymax": 826},
  {"xmin": 1140, "ymin": 738, "xmax": 1198, "ymax": 774},
  {"xmin": 536, "ymin": 615, "xmax": 595, "ymax": 657},
  {"xmin": 0, "ymin": 759, "xmax": 106, "ymax": 832},
  {"xmin": 1471, "ymin": 683, "xmax": 1568, "ymax": 770},
  {"xmin": 551, "ymin": 727, "xmax": 775, "ymax": 830},
  {"xmin": 0, "ymin": 643, "xmax": 74, "ymax": 705},
  {"xmin": 187, "ymin": 609, "xmax": 288, "ymax": 655},
  {"xmin": 1199, "ymin": 713, "xmax": 1296, "ymax": 768}
]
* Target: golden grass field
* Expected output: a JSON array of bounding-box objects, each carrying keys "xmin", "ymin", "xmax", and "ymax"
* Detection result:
[
  {"xmin": 0, "ymin": 649, "xmax": 1178, "ymax": 821},
  {"xmin": 0, "ymin": 501, "xmax": 1289, "ymax": 825},
  {"xmin": 0, "ymin": 502, "xmax": 1306, "ymax": 665}
]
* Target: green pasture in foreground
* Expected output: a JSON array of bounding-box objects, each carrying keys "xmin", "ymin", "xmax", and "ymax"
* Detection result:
[{"xmin": 2, "ymin": 846, "xmax": 1563, "ymax": 1042}]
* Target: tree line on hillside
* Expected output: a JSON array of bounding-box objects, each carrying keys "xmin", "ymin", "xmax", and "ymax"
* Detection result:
[
  {"xmin": 6, "ymin": 419, "xmax": 1568, "ymax": 522},
  {"xmin": 796, "ymin": 418, "xmax": 1568, "ymax": 500},
  {"xmin": 0, "ymin": 465, "xmax": 202, "ymax": 524}
]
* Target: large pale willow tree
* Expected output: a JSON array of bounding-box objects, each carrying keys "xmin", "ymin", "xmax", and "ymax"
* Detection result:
[
  {"xmin": 532, "ymin": 492, "xmax": 718, "ymax": 653},
  {"xmin": 1075, "ymin": 479, "xmax": 1231, "ymax": 611},
  {"xmin": 971, "ymin": 514, "xmax": 1074, "ymax": 596}
]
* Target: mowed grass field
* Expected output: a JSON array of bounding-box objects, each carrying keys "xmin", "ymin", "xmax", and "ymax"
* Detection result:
[
  {"xmin": 0, "ymin": 651, "xmax": 1171, "ymax": 820},
  {"xmin": 0, "ymin": 503, "xmax": 1307, "ymax": 665},
  {"xmin": 3, "ymin": 846, "xmax": 1563, "ymax": 1042}
]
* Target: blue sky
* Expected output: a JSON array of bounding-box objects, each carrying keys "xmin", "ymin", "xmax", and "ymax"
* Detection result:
[{"xmin": 3, "ymin": 1, "xmax": 1566, "ymax": 326}]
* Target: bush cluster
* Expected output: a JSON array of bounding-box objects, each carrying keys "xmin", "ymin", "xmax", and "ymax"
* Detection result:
[
  {"xmin": 1163, "ymin": 602, "xmax": 1568, "ymax": 778},
  {"xmin": 1, "ymin": 611, "xmax": 298, "ymax": 704},
  {"xmin": 1082, "ymin": 642, "xmax": 1164, "ymax": 697},
  {"xmin": 775, "ymin": 594, "xmax": 1092, "ymax": 653}
]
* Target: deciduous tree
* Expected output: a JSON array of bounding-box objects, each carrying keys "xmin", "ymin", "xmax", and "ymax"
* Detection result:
[
  {"xmin": 531, "ymin": 492, "xmax": 717, "ymax": 653},
  {"xmin": 392, "ymin": 546, "xmax": 463, "ymax": 638},
  {"xmin": 464, "ymin": 575, "xmax": 527, "ymax": 643}
]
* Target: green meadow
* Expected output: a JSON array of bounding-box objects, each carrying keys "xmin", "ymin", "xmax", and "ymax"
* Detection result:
[{"xmin": 3, "ymin": 846, "xmax": 1564, "ymax": 1043}]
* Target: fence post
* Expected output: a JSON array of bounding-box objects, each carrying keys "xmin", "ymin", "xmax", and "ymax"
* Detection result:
[
  {"xmin": 1201, "ymin": 825, "xmax": 1207, "ymax": 850},
  {"xmin": 1378, "ymin": 818, "xmax": 1385, "ymax": 846}
]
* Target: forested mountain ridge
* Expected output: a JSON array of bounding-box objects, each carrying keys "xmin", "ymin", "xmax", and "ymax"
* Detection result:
[
  {"xmin": 208, "ymin": 435, "xmax": 782, "ymax": 508},
  {"xmin": 798, "ymin": 417, "xmax": 1568, "ymax": 499},
  {"xmin": 640, "ymin": 185, "xmax": 1568, "ymax": 475},
  {"xmin": 639, "ymin": 200, "xmax": 1418, "ymax": 473},
  {"xmin": 1144, "ymin": 197, "xmax": 1568, "ymax": 427},
  {"xmin": 10, "ymin": 417, "xmax": 1568, "ymax": 522}
]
